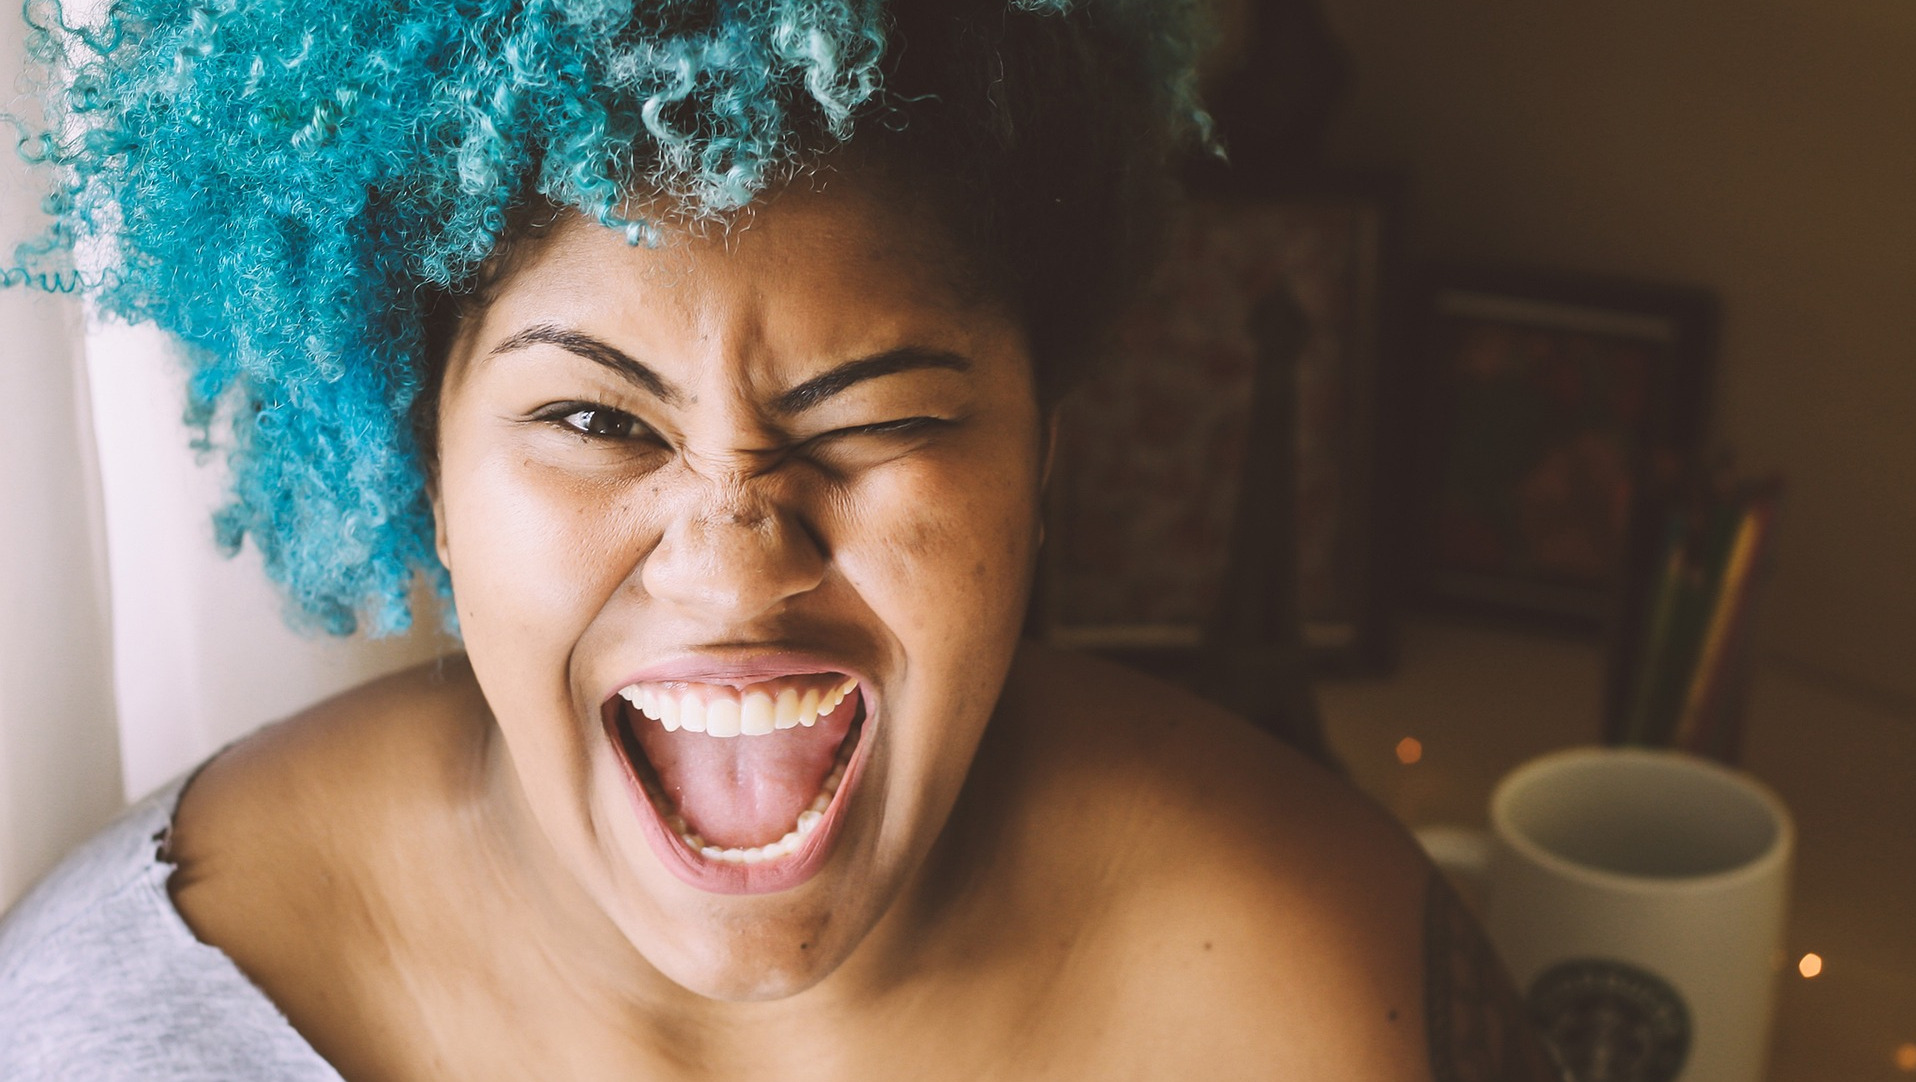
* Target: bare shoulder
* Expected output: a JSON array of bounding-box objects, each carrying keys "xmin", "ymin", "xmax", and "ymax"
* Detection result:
[
  {"xmin": 988, "ymin": 646, "xmax": 1561, "ymax": 1081},
  {"xmin": 166, "ymin": 655, "xmax": 488, "ymax": 982},
  {"xmin": 171, "ymin": 654, "xmax": 486, "ymax": 861}
]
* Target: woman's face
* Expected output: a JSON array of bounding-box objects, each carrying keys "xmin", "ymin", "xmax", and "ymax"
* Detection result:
[{"xmin": 431, "ymin": 181, "xmax": 1045, "ymax": 1001}]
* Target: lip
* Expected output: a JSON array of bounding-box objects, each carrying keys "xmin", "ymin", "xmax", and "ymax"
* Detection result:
[
  {"xmin": 610, "ymin": 652, "xmax": 872, "ymax": 691},
  {"xmin": 601, "ymin": 653, "xmax": 878, "ymax": 896}
]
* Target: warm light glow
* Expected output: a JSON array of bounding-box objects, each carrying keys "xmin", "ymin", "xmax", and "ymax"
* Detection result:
[
  {"xmin": 1395, "ymin": 737, "xmax": 1424, "ymax": 765},
  {"xmin": 1797, "ymin": 953, "xmax": 1824, "ymax": 979},
  {"xmin": 1894, "ymin": 1043, "xmax": 1916, "ymax": 1072}
]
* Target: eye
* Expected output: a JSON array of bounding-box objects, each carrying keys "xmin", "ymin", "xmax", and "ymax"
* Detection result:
[
  {"xmin": 822, "ymin": 417, "xmax": 951, "ymax": 441},
  {"xmin": 800, "ymin": 416, "xmax": 955, "ymax": 469},
  {"xmin": 536, "ymin": 402, "xmax": 650, "ymax": 442}
]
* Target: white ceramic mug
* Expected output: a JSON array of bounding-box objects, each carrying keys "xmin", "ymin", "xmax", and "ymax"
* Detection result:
[{"xmin": 1417, "ymin": 747, "xmax": 1794, "ymax": 1082}]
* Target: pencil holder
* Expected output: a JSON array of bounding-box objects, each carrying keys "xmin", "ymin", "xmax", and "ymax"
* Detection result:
[{"xmin": 1602, "ymin": 478, "xmax": 1783, "ymax": 763}]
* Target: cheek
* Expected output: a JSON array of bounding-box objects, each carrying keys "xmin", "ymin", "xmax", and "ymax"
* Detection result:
[
  {"xmin": 440, "ymin": 442, "xmax": 656, "ymax": 656},
  {"xmin": 438, "ymin": 443, "xmax": 670, "ymax": 838},
  {"xmin": 831, "ymin": 453, "xmax": 1041, "ymax": 646}
]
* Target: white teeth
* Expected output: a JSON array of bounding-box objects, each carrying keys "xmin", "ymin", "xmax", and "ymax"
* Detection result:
[
  {"xmin": 678, "ymin": 693, "xmax": 707, "ymax": 734},
  {"xmin": 705, "ymin": 698, "xmax": 742, "ymax": 738},
  {"xmin": 816, "ymin": 677, "xmax": 858, "ymax": 719},
  {"xmin": 683, "ymin": 799, "xmax": 832, "ymax": 864},
  {"xmin": 619, "ymin": 678, "xmax": 860, "ymax": 738},
  {"xmin": 624, "ymin": 687, "xmax": 685, "ymax": 733},
  {"xmin": 740, "ymin": 691, "xmax": 775, "ymax": 736}
]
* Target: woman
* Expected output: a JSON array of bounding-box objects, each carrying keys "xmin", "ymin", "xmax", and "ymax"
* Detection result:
[{"xmin": 0, "ymin": 0, "xmax": 1561, "ymax": 1077}]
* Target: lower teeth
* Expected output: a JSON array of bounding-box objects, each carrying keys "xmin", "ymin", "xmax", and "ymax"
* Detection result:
[{"xmin": 694, "ymin": 808, "xmax": 827, "ymax": 865}]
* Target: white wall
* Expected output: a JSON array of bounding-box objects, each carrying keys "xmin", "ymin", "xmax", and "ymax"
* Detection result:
[
  {"xmin": 84, "ymin": 321, "xmax": 453, "ymax": 802},
  {"xmin": 0, "ymin": 11, "xmax": 123, "ymax": 904}
]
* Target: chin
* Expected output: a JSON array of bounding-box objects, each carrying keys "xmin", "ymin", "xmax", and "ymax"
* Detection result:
[
  {"xmin": 600, "ymin": 819, "xmax": 909, "ymax": 1003},
  {"xmin": 649, "ymin": 926, "xmax": 865, "ymax": 1003}
]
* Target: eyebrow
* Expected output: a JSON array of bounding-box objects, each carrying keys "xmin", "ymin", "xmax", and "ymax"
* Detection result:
[
  {"xmin": 770, "ymin": 347, "xmax": 972, "ymax": 415},
  {"xmin": 488, "ymin": 324, "xmax": 971, "ymax": 415},
  {"xmin": 488, "ymin": 324, "xmax": 681, "ymax": 404}
]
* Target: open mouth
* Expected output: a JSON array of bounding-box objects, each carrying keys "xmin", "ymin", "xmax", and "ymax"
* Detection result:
[{"xmin": 603, "ymin": 670, "xmax": 870, "ymax": 893}]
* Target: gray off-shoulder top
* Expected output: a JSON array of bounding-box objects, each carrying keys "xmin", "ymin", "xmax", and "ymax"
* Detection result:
[{"xmin": 0, "ymin": 776, "xmax": 343, "ymax": 1080}]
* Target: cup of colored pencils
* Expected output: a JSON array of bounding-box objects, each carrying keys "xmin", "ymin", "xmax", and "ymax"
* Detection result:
[{"xmin": 1604, "ymin": 476, "xmax": 1784, "ymax": 763}]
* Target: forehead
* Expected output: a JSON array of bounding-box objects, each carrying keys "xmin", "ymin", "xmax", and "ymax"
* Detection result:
[{"xmin": 455, "ymin": 180, "xmax": 1006, "ymax": 379}]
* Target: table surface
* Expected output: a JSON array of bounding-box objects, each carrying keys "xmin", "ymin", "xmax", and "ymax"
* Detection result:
[{"xmin": 1316, "ymin": 616, "xmax": 1916, "ymax": 1082}]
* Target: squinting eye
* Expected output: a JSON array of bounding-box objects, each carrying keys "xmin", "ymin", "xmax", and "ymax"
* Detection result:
[
  {"xmin": 556, "ymin": 406, "xmax": 641, "ymax": 440},
  {"xmin": 799, "ymin": 416, "xmax": 954, "ymax": 469},
  {"xmin": 827, "ymin": 417, "xmax": 949, "ymax": 440}
]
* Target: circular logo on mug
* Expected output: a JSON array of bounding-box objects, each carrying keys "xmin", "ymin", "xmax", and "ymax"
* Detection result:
[{"xmin": 1527, "ymin": 959, "xmax": 1691, "ymax": 1082}]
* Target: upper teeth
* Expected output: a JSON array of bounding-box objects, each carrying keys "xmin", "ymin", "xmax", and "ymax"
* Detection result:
[{"xmin": 618, "ymin": 677, "xmax": 858, "ymax": 738}]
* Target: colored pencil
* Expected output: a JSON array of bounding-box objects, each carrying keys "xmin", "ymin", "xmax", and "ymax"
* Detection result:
[{"xmin": 1672, "ymin": 494, "xmax": 1769, "ymax": 750}]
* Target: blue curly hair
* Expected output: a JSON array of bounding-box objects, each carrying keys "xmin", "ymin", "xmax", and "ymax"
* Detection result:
[{"xmin": 9, "ymin": 0, "xmax": 1208, "ymax": 636}]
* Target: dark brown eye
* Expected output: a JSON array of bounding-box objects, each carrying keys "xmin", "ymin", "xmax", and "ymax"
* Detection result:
[{"xmin": 559, "ymin": 407, "xmax": 639, "ymax": 440}]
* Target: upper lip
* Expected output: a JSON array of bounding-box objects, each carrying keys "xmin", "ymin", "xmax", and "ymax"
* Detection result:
[{"xmin": 604, "ymin": 650, "xmax": 873, "ymax": 701}]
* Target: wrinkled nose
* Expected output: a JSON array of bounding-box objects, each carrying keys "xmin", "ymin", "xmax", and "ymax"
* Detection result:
[{"xmin": 640, "ymin": 485, "xmax": 826, "ymax": 621}]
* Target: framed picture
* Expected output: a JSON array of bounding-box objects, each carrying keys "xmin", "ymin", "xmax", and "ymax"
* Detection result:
[
  {"xmin": 1037, "ymin": 188, "xmax": 1393, "ymax": 671},
  {"xmin": 1411, "ymin": 269, "xmax": 1716, "ymax": 626}
]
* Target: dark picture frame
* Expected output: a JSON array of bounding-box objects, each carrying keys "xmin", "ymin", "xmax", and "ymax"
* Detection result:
[
  {"xmin": 1035, "ymin": 188, "xmax": 1395, "ymax": 673},
  {"xmin": 1410, "ymin": 269, "xmax": 1717, "ymax": 627}
]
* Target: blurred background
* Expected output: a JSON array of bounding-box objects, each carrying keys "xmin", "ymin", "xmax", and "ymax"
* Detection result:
[
  {"xmin": 1321, "ymin": 0, "xmax": 1916, "ymax": 705},
  {"xmin": 1289, "ymin": 3, "xmax": 1916, "ymax": 1078}
]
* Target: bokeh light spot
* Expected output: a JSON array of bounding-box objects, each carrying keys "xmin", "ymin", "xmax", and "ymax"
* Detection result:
[
  {"xmin": 1395, "ymin": 737, "xmax": 1423, "ymax": 765},
  {"xmin": 1797, "ymin": 952, "xmax": 1823, "ymax": 978}
]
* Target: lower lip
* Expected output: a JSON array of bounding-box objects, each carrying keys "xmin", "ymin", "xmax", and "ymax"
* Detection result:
[{"xmin": 605, "ymin": 692, "xmax": 874, "ymax": 896}]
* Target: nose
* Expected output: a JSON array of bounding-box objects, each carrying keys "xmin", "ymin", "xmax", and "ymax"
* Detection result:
[{"xmin": 639, "ymin": 477, "xmax": 827, "ymax": 622}]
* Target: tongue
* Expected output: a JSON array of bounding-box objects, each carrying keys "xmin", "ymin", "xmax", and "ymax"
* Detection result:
[{"xmin": 631, "ymin": 698, "xmax": 856, "ymax": 848}]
